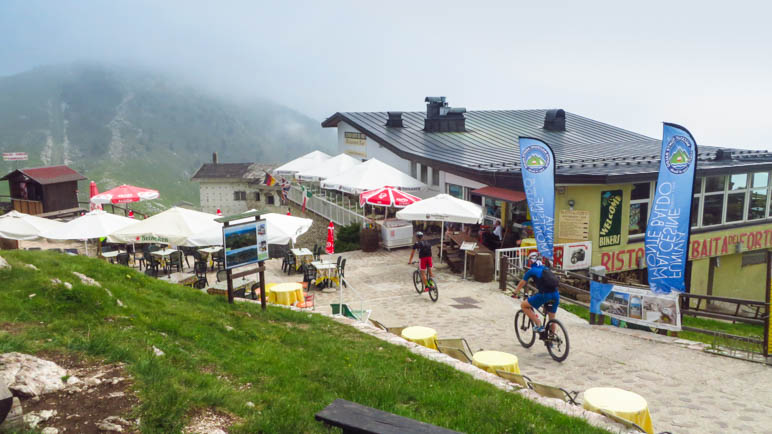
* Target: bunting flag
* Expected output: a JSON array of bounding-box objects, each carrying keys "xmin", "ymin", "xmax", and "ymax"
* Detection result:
[
  {"xmin": 645, "ymin": 123, "xmax": 698, "ymax": 294},
  {"xmin": 518, "ymin": 137, "xmax": 556, "ymax": 259},
  {"xmin": 264, "ymin": 172, "xmax": 277, "ymax": 186}
]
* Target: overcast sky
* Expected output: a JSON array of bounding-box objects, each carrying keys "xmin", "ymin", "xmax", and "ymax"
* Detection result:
[{"xmin": 1, "ymin": 0, "xmax": 770, "ymax": 149}]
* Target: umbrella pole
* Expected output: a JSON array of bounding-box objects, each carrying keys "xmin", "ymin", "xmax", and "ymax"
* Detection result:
[{"xmin": 440, "ymin": 221, "xmax": 444, "ymax": 264}]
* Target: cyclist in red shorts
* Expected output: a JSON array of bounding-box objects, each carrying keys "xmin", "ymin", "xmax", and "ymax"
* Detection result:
[{"xmin": 408, "ymin": 231, "xmax": 434, "ymax": 288}]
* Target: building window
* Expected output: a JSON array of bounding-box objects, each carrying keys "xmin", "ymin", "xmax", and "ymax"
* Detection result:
[
  {"xmin": 410, "ymin": 161, "xmax": 417, "ymax": 178},
  {"xmin": 748, "ymin": 172, "xmax": 768, "ymax": 220},
  {"xmin": 431, "ymin": 167, "xmax": 440, "ymax": 186},
  {"xmin": 254, "ymin": 192, "xmax": 261, "ymax": 201},
  {"xmin": 702, "ymin": 175, "xmax": 725, "ymax": 226},
  {"xmin": 233, "ymin": 191, "xmax": 246, "ymax": 201},
  {"xmin": 447, "ymin": 183, "xmax": 463, "ymax": 199},
  {"xmin": 420, "ymin": 165, "xmax": 428, "ymax": 184},
  {"xmin": 484, "ymin": 197, "xmax": 502, "ymax": 219},
  {"xmin": 628, "ymin": 182, "xmax": 650, "ymax": 236},
  {"xmin": 266, "ymin": 194, "xmax": 275, "ymax": 205}
]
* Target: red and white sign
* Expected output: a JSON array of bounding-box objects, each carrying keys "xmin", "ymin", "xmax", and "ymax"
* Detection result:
[
  {"xmin": 359, "ymin": 186, "xmax": 421, "ymax": 208},
  {"xmin": 2, "ymin": 152, "xmax": 28, "ymax": 161},
  {"xmin": 522, "ymin": 241, "xmax": 592, "ymax": 271}
]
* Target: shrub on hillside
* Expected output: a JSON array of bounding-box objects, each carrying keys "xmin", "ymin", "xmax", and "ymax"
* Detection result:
[{"xmin": 335, "ymin": 223, "xmax": 361, "ymax": 252}]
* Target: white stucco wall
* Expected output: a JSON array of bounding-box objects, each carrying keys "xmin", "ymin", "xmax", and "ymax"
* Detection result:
[{"xmin": 199, "ymin": 180, "xmax": 250, "ymax": 215}]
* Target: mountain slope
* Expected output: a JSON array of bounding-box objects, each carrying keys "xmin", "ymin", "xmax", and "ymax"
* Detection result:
[{"xmin": 0, "ymin": 64, "xmax": 335, "ymax": 210}]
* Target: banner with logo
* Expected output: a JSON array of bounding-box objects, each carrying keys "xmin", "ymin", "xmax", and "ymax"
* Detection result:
[
  {"xmin": 598, "ymin": 190, "xmax": 623, "ymax": 248},
  {"xmin": 590, "ymin": 281, "xmax": 682, "ymax": 331},
  {"xmin": 518, "ymin": 137, "xmax": 556, "ymax": 259},
  {"xmin": 645, "ymin": 123, "xmax": 698, "ymax": 294}
]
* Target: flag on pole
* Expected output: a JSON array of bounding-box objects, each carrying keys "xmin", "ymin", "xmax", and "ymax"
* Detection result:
[
  {"xmin": 326, "ymin": 221, "xmax": 335, "ymax": 254},
  {"xmin": 645, "ymin": 123, "xmax": 698, "ymax": 294},
  {"xmin": 264, "ymin": 172, "xmax": 277, "ymax": 186},
  {"xmin": 518, "ymin": 137, "xmax": 556, "ymax": 260},
  {"xmin": 301, "ymin": 186, "xmax": 312, "ymax": 212}
]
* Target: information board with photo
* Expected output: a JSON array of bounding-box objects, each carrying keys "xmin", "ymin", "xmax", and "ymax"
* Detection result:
[
  {"xmin": 223, "ymin": 220, "xmax": 268, "ymax": 269},
  {"xmin": 590, "ymin": 281, "xmax": 681, "ymax": 331}
]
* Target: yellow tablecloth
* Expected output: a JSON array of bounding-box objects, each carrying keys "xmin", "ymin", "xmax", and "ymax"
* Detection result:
[
  {"xmin": 268, "ymin": 282, "xmax": 304, "ymax": 306},
  {"xmin": 582, "ymin": 387, "xmax": 653, "ymax": 434},
  {"xmin": 401, "ymin": 326, "xmax": 438, "ymax": 350},
  {"xmin": 472, "ymin": 350, "xmax": 520, "ymax": 375}
]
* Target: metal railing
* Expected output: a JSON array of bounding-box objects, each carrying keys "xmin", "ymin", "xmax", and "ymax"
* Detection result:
[
  {"xmin": 288, "ymin": 185, "xmax": 367, "ymax": 227},
  {"xmin": 494, "ymin": 242, "xmax": 593, "ymax": 279}
]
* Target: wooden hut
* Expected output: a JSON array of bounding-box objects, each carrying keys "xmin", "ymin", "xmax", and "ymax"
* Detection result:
[{"xmin": 1, "ymin": 165, "xmax": 86, "ymax": 216}]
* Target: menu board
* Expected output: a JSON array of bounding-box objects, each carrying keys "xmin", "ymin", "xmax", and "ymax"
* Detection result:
[{"xmin": 559, "ymin": 210, "xmax": 590, "ymax": 240}]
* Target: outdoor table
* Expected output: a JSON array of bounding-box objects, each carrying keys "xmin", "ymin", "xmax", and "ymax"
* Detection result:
[
  {"xmin": 208, "ymin": 278, "xmax": 258, "ymax": 297},
  {"xmin": 268, "ymin": 282, "xmax": 304, "ymax": 306},
  {"xmin": 291, "ymin": 248, "xmax": 314, "ymax": 270},
  {"xmin": 159, "ymin": 273, "xmax": 198, "ymax": 287},
  {"xmin": 311, "ymin": 261, "xmax": 339, "ymax": 287},
  {"xmin": 101, "ymin": 250, "xmax": 126, "ymax": 259},
  {"xmin": 198, "ymin": 246, "xmax": 223, "ymax": 268},
  {"xmin": 151, "ymin": 248, "xmax": 178, "ymax": 274},
  {"xmin": 472, "ymin": 350, "xmax": 520, "ymax": 375},
  {"xmin": 582, "ymin": 387, "xmax": 654, "ymax": 434},
  {"xmin": 400, "ymin": 326, "xmax": 438, "ymax": 350}
]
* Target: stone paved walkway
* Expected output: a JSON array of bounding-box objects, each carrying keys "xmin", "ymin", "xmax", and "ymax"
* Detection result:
[{"xmin": 263, "ymin": 248, "xmax": 772, "ymax": 434}]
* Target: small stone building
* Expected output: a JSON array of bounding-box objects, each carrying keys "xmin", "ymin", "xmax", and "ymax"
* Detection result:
[{"xmin": 191, "ymin": 154, "xmax": 287, "ymax": 216}]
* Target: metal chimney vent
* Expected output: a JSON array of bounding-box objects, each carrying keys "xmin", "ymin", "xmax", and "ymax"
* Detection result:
[
  {"xmin": 386, "ymin": 111, "xmax": 403, "ymax": 128},
  {"xmin": 543, "ymin": 109, "xmax": 566, "ymax": 131},
  {"xmin": 424, "ymin": 96, "xmax": 466, "ymax": 132}
]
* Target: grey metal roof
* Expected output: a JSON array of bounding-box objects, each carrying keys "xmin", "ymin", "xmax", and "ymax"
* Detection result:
[
  {"xmin": 322, "ymin": 110, "xmax": 772, "ymax": 186},
  {"xmin": 191, "ymin": 163, "xmax": 275, "ymax": 181}
]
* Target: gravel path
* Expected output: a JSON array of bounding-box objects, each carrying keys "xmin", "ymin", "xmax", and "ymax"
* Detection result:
[{"xmin": 262, "ymin": 247, "xmax": 772, "ymax": 434}]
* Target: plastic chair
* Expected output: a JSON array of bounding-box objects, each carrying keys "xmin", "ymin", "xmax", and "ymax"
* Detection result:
[
  {"xmin": 330, "ymin": 303, "xmax": 370, "ymax": 322},
  {"xmin": 437, "ymin": 345, "xmax": 473, "ymax": 363},
  {"xmin": 302, "ymin": 264, "xmax": 317, "ymax": 291},
  {"xmin": 194, "ymin": 261, "xmax": 209, "ymax": 289},
  {"xmin": 530, "ymin": 382, "xmax": 580, "ymax": 405},
  {"xmin": 216, "ymin": 269, "xmax": 228, "ymax": 282},
  {"xmin": 116, "ymin": 252, "xmax": 130, "ymax": 266},
  {"xmin": 495, "ymin": 370, "xmax": 533, "ymax": 389},
  {"xmin": 296, "ymin": 293, "xmax": 315, "ymax": 310},
  {"xmin": 167, "ymin": 251, "xmax": 184, "ymax": 273},
  {"xmin": 386, "ymin": 326, "xmax": 406, "ymax": 336},
  {"xmin": 369, "ymin": 319, "xmax": 388, "ymax": 331},
  {"xmin": 211, "ymin": 250, "xmax": 225, "ymax": 271},
  {"xmin": 598, "ymin": 410, "xmax": 647, "ymax": 433},
  {"xmin": 436, "ymin": 338, "xmax": 474, "ymax": 359},
  {"xmin": 286, "ymin": 254, "xmax": 296, "ymax": 275}
]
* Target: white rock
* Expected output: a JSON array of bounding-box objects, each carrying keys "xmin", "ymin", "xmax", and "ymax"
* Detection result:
[
  {"xmin": 96, "ymin": 420, "xmax": 123, "ymax": 432},
  {"xmin": 23, "ymin": 409, "xmax": 57, "ymax": 429},
  {"xmin": 25, "ymin": 263, "xmax": 38, "ymax": 270},
  {"xmin": 41, "ymin": 427, "xmax": 59, "ymax": 434},
  {"xmin": 66, "ymin": 376, "xmax": 81, "ymax": 386},
  {"xmin": 246, "ymin": 401, "xmax": 255, "ymax": 408},
  {"xmin": 108, "ymin": 392, "xmax": 125, "ymax": 398},
  {"xmin": 72, "ymin": 271, "xmax": 101, "ymax": 287},
  {"xmin": 0, "ymin": 255, "xmax": 10, "ymax": 270},
  {"xmin": 64, "ymin": 282, "xmax": 72, "ymax": 289},
  {"xmin": 152, "ymin": 346, "xmax": 165, "ymax": 357},
  {"xmin": 28, "ymin": 293, "xmax": 36, "ymax": 298},
  {"xmin": 117, "ymin": 299, "xmax": 125, "ymax": 307},
  {"xmin": 0, "ymin": 353, "xmax": 68, "ymax": 397},
  {"xmin": 225, "ymin": 325, "xmax": 234, "ymax": 331},
  {"xmin": 210, "ymin": 429, "xmax": 227, "ymax": 434}
]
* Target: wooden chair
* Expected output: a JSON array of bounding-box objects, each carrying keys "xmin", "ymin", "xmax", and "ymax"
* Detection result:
[
  {"xmin": 495, "ymin": 370, "xmax": 533, "ymax": 389},
  {"xmin": 437, "ymin": 345, "xmax": 473, "ymax": 364},
  {"xmin": 529, "ymin": 382, "xmax": 580, "ymax": 405}
]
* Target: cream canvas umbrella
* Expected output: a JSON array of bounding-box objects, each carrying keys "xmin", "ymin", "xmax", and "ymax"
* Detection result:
[
  {"xmin": 295, "ymin": 153, "xmax": 361, "ymax": 181},
  {"xmin": 273, "ymin": 150, "xmax": 332, "ymax": 177},
  {"xmin": 108, "ymin": 207, "xmax": 221, "ymax": 246},
  {"xmin": 396, "ymin": 194, "xmax": 484, "ymax": 264},
  {"xmin": 0, "ymin": 211, "xmax": 65, "ymax": 241},
  {"xmin": 320, "ymin": 158, "xmax": 425, "ymax": 194},
  {"xmin": 187, "ymin": 211, "xmax": 313, "ymax": 246},
  {"xmin": 43, "ymin": 210, "xmax": 136, "ymax": 240}
]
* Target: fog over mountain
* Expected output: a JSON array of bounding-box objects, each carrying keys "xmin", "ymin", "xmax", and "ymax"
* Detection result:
[{"xmin": 0, "ymin": 63, "xmax": 335, "ymax": 207}]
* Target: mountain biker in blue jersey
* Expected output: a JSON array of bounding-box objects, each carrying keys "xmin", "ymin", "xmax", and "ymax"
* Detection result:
[{"xmin": 515, "ymin": 255, "xmax": 560, "ymax": 335}]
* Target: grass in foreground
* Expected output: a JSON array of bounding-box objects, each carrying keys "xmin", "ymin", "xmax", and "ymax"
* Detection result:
[
  {"xmin": 560, "ymin": 300, "xmax": 764, "ymax": 348},
  {"xmin": 0, "ymin": 251, "xmax": 607, "ymax": 434}
]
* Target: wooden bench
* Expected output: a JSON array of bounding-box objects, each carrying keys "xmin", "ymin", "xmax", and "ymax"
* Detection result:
[{"xmin": 315, "ymin": 398, "xmax": 461, "ymax": 434}]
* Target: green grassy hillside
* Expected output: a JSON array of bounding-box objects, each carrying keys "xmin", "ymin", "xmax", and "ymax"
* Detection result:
[
  {"xmin": 0, "ymin": 64, "xmax": 335, "ymax": 209},
  {"xmin": 0, "ymin": 251, "xmax": 607, "ymax": 433}
]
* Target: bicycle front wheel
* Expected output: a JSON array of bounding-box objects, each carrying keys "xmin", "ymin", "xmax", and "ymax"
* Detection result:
[
  {"xmin": 545, "ymin": 319, "xmax": 570, "ymax": 362},
  {"xmin": 514, "ymin": 310, "xmax": 535, "ymax": 348},
  {"xmin": 428, "ymin": 279, "xmax": 438, "ymax": 302},
  {"xmin": 413, "ymin": 270, "xmax": 423, "ymax": 294}
]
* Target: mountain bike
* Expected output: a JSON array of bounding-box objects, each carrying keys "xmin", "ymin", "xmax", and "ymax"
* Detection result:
[
  {"xmin": 411, "ymin": 262, "xmax": 438, "ymax": 302},
  {"xmin": 514, "ymin": 289, "xmax": 569, "ymax": 362}
]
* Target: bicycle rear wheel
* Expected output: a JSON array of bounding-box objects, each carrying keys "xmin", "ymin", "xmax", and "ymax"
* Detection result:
[
  {"xmin": 413, "ymin": 270, "xmax": 423, "ymax": 294},
  {"xmin": 545, "ymin": 319, "xmax": 570, "ymax": 362},
  {"xmin": 514, "ymin": 310, "xmax": 536, "ymax": 348},
  {"xmin": 428, "ymin": 279, "xmax": 438, "ymax": 302}
]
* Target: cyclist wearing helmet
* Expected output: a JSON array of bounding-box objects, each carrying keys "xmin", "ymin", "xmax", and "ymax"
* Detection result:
[
  {"xmin": 408, "ymin": 231, "xmax": 434, "ymax": 288},
  {"xmin": 515, "ymin": 255, "xmax": 560, "ymax": 335}
]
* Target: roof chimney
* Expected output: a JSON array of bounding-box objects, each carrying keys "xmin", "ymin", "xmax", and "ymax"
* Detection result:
[
  {"xmin": 543, "ymin": 109, "xmax": 566, "ymax": 132},
  {"xmin": 715, "ymin": 149, "xmax": 732, "ymax": 160},
  {"xmin": 212, "ymin": 152, "xmax": 218, "ymax": 164},
  {"xmin": 386, "ymin": 112, "xmax": 403, "ymax": 128},
  {"xmin": 424, "ymin": 97, "xmax": 466, "ymax": 132}
]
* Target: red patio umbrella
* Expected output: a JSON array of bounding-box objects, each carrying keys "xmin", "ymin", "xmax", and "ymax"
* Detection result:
[
  {"xmin": 359, "ymin": 186, "xmax": 421, "ymax": 208},
  {"xmin": 89, "ymin": 181, "xmax": 103, "ymax": 211},
  {"xmin": 325, "ymin": 221, "xmax": 335, "ymax": 254},
  {"xmin": 90, "ymin": 184, "xmax": 160, "ymax": 205}
]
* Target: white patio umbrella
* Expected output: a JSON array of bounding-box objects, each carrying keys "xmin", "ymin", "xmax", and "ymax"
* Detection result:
[
  {"xmin": 0, "ymin": 211, "xmax": 65, "ymax": 241},
  {"xmin": 108, "ymin": 207, "xmax": 221, "ymax": 246},
  {"xmin": 295, "ymin": 153, "xmax": 361, "ymax": 181},
  {"xmin": 43, "ymin": 210, "xmax": 136, "ymax": 240},
  {"xmin": 187, "ymin": 211, "xmax": 313, "ymax": 246},
  {"xmin": 396, "ymin": 194, "xmax": 484, "ymax": 264},
  {"xmin": 320, "ymin": 158, "xmax": 425, "ymax": 194},
  {"xmin": 273, "ymin": 150, "xmax": 332, "ymax": 176}
]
